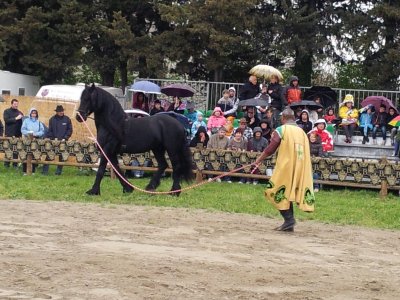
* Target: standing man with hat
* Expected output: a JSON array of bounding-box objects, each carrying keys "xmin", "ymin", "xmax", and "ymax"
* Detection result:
[
  {"xmin": 254, "ymin": 107, "xmax": 315, "ymax": 232},
  {"xmin": 42, "ymin": 105, "xmax": 73, "ymax": 175}
]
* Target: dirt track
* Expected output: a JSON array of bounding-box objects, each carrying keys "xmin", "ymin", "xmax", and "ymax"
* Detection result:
[{"xmin": 0, "ymin": 200, "xmax": 399, "ymax": 300}]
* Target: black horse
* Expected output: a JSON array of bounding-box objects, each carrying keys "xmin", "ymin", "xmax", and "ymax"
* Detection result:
[{"xmin": 76, "ymin": 85, "xmax": 193, "ymax": 196}]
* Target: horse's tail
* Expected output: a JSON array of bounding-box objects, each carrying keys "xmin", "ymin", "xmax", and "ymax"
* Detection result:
[{"xmin": 177, "ymin": 132, "xmax": 194, "ymax": 183}]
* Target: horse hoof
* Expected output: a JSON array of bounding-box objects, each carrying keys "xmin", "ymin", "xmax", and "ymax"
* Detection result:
[
  {"xmin": 123, "ymin": 186, "xmax": 134, "ymax": 193},
  {"xmin": 86, "ymin": 189, "xmax": 100, "ymax": 196},
  {"xmin": 170, "ymin": 191, "xmax": 181, "ymax": 197}
]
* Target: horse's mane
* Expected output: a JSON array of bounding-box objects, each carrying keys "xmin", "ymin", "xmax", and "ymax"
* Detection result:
[{"xmin": 90, "ymin": 86, "xmax": 126, "ymax": 141}]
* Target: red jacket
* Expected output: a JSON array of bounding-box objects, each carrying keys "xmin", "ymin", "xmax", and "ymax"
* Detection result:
[
  {"xmin": 309, "ymin": 128, "xmax": 333, "ymax": 152},
  {"xmin": 286, "ymin": 88, "xmax": 302, "ymax": 104}
]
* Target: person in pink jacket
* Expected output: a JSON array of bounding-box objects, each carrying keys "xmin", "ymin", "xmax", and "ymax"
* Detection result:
[{"xmin": 207, "ymin": 106, "xmax": 227, "ymax": 135}]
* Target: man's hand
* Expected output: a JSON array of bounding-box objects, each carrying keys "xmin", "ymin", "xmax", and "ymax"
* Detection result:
[{"xmin": 16, "ymin": 114, "xmax": 23, "ymax": 120}]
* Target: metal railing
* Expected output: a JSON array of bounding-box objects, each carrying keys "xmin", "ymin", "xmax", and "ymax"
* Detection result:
[{"xmin": 131, "ymin": 78, "xmax": 400, "ymax": 112}]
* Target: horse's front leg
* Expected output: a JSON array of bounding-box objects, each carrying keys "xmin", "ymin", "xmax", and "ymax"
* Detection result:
[
  {"xmin": 108, "ymin": 155, "xmax": 133, "ymax": 194},
  {"xmin": 87, "ymin": 156, "xmax": 108, "ymax": 195}
]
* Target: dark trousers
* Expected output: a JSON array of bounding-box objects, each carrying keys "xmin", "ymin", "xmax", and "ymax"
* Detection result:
[{"xmin": 343, "ymin": 123, "xmax": 357, "ymax": 138}]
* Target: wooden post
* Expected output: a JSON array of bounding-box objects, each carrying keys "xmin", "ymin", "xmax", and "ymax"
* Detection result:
[
  {"xmin": 195, "ymin": 169, "xmax": 203, "ymax": 183},
  {"xmin": 110, "ymin": 167, "xmax": 116, "ymax": 179},
  {"xmin": 379, "ymin": 179, "xmax": 388, "ymax": 199},
  {"xmin": 26, "ymin": 153, "xmax": 32, "ymax": 175}
]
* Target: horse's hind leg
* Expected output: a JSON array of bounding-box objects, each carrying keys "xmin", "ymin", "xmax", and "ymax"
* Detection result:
[
  {"xmin": 87, "ymin": 156, "xmax": 108, "ymax": 195},
  {"xmin": 108, "ymin": 155, "xmax": 133, "ymax": 194},
  {"xmin": 168, "ymin": 153, "xmax": 182, "ymax": 197},
  {"xmin": 146, "ymin": 149, "xmax": 167, "ymax": 192}
]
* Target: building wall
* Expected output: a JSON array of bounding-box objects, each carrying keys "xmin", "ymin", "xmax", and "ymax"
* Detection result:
[{"xmin": 0, "ymin": 70, "xmax": 40, "ymax": 96}]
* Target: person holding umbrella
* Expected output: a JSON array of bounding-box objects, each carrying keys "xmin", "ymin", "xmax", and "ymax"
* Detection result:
[{"xmin": 132, "ymin": 92, "xmax": 149, "ymax": 112}]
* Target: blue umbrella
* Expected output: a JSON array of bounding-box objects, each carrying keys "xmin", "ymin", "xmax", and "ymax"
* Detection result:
[{"xmin": 129, "ymin": 80, "xmax": 161, "ymax": 94}]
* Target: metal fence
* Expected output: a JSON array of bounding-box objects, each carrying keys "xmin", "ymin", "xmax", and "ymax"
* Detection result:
[{"xmin": 131, "ymin": 78, "xmax": 400, "ymax": 112}]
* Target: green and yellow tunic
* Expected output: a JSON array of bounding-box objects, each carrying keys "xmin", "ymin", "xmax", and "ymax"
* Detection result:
[{"xmin": 264, "ymin": 124, "xmax": 315, "ymax": 212}]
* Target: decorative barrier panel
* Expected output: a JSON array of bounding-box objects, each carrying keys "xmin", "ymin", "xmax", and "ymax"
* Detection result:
[{"xmin": 0, "ymin": 138, "xmax": 399, "ymax": 193}]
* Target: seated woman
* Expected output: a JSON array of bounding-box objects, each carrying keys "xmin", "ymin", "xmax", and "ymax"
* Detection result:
[
  {"xmin": 358, "ymin": 105, "xmax": 375, "ymax": 144},
  {"xmin": 339, "ymin": 94, "xmax": 359, "ymax": 143},
  {"xmin": 308, "ymin": 119, "xmax": 334, "ymax": 152},
  {"xmin": 206, "ymin": 106, "xmax": 227, "ymax": 135}
]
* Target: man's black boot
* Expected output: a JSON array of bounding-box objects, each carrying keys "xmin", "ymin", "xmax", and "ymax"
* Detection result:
[{"xmin": 275, "ymin": 203, "xmax": 296, "ymax": 232}]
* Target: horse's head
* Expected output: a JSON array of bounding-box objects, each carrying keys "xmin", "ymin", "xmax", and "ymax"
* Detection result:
[{"xmin": 76, "ymin": 84, "xmax": 96, "ymax": 122}]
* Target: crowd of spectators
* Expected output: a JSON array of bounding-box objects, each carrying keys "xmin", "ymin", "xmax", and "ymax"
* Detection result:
[{"xmin": 2, "ymin": 99, "xmax": 73, "ymax": 176}]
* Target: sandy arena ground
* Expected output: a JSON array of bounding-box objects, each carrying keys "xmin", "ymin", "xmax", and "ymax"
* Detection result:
[{"xmin": 0, "ymin": 200, "xmax": 399, "ymax": 300}]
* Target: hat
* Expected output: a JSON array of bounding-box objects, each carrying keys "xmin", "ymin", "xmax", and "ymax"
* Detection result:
[
  {"xmin": 239, "ymin": 117, "xmax": 247, "ymax": 124},
  {"xmin": 314, "ymin": 119, "xmax": 326, "ymax": 127},
  {"xmin": 55, "ymin": 105, "xmax": 64, "ymax": 112},
  {"xmin": 228, "ymin": 87, "xmax": 236, "ymax": 92},
  {"xmin": 253, "ymin": 127, "xmax": 262, "ymax": 134},
  {"xmin": 342, "ymin": 94, "xmax": 354, "ymax": 105}
]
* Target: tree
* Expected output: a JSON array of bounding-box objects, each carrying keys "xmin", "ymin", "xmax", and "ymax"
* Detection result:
[
  {"xmin": 0, "ymin": 0, "xmax": 88, "ymax": 83},
  {"xmin": 158, "ymin": 0, "xmax": 261, "ymax": 82}
]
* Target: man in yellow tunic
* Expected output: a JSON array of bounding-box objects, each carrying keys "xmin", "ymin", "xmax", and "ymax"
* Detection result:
[{"xmin": 254, "ymin": 107, "xmax": 315, "ymax": 232}]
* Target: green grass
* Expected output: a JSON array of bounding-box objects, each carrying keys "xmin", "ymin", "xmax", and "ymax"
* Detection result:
[{"xmin": 0, "ymin": 165, "xmax": 399, "ymax": 230}]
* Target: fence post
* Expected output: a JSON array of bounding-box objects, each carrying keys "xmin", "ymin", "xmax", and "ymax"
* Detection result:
[
  {"xmin": 380, "ymin": 179, "xmax": 388, "ymax": 198},
  {"xmin": 26, "ymin": 153, "xmax": 32, "ymax": 175},
  {"xmin": 195, "ymin": 169, "xmax": 203, "ymax": 183}
]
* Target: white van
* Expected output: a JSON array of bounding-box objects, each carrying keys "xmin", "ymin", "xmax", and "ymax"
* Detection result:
[{"xmin": 36, "ymin": 84, "xmax": 124, "ymax": 102}]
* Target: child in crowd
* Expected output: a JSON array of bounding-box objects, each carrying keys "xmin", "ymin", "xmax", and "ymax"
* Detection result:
[
  {"xmin": 358, "ymin": 105, "xmax": 375, "ymax": 144},
  {"xmin": 308, "ymin": 132, "xmax": 323, "ymax": 192},
  {"xmin": 309, "ymin": 119, "xmax": 334, "ymax": 152},
  {"xmin": 206, "ymin": 106, "xmax": 226, "ymax": 135},
  {"xmin": 323, "ymin": 107, "xmax": 337, "ymax": 124},
  {"xmin": 191, "ymin": 111, "xmax": 207, "ymax": 138},
  {"xmin": 217, "ymin": 89, "xmax": 234, "ymax": 114},
  {"xmin": 372, "ymin": 104, "xmax": 388, "ymax": 145},
  {"xmin": 150, "ymin": 100, "xmax": 164, "ymax": 115},
  {"xmin": 387, "ymin": 107, "xmax": 399, "ymax": 146},
  {"xmin": 224, "ymin": 116, "xmax": 235, "ymax": 137},
  {"xmin": 339, "ymin": 94, "xmax": 358, "ymax": 143},
  {"xmin": 184, "ymin": 101, "xmax": 198, "ymax": 124}
]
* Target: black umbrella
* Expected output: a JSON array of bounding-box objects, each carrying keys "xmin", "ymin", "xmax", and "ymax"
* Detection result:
[
  {"xmin": 238, "ymin": 96, "xmax": 269, "ymax": 107},
  {"xmin": 161, "ymin": 83, "xmax": 196, "ymax": 98},
  {"xmin": 303, "ymin": 86, "xmax": 337, "ymax": 108},
  {"xmin": 289, "ymin": 100, "xmax": 323, "ymax": 111}
]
